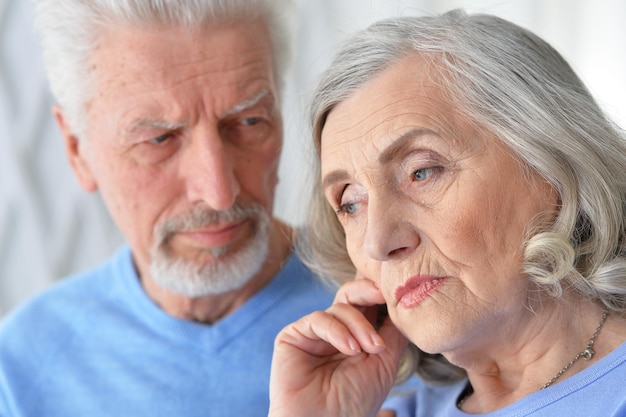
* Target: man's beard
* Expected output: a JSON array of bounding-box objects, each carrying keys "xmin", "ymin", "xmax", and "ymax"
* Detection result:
[{"xmin": 149, "ymin": 202, "xmax": 271, "ymax": 297}]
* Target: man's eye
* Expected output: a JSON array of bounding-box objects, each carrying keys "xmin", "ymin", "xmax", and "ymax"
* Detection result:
[
  {"xmin": 220, "ymin": 116, "xmax": 271, "ymax": 145},
  {"xmin": 242, "ymin": 117, "xmax": 262, "ymax": 126},
  {"xmin": 150, "ymin": 133, "xmax": 172, "ymax": 144},
  {"xmin": 412, "ymin": 167, "xmax": 438, "ymax": 181}
]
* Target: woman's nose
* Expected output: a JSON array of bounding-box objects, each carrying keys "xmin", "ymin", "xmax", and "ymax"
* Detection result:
[{"xmin": 363, "ymin": 195, "xmax": 420, "ymax": 261}]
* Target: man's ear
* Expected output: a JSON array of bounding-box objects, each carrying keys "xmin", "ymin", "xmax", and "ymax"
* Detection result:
[{"xmin": 53, "ymin": 105, "xmax": 98, "ymax": 192}]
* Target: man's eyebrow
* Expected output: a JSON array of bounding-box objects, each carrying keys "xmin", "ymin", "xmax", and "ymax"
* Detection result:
[
  {"xmin": 225, "ymin": 89, "xmax": 271, "ymax": 116},
  {"xmin": 378, "ymin": 128, "xmax": 438, "ymax": 164},
  {"xmin": 124, "ymin": 119, "xmax": 186, "ymax": 135},
  {"xmin": 122, "ymin": 90, "xmax": 272, "ymax": 135}
]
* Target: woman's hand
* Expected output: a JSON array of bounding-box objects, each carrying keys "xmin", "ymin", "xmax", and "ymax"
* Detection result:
[{"xmin": 268, "ymin": 278, "xmax": 408, "ymax": 417}]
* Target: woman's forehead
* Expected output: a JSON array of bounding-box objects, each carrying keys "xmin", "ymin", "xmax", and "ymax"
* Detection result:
[{"xmin": 320, "ymin": 56, "xmax": 481, "ymax": 162}]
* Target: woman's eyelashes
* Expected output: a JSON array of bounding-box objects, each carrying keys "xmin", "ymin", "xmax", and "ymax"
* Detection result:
[
  {"xmin": 412, "ymin": 165, "xmax": 443, "ymax": 182},
  {"xmin": 334, "ymin": 164, "xmax": 444, "ymax": 217},
  {"xmin": 335, "ymin": 184, "xmax": 365, "ymax": 217},
  {"xmin": 336, "ymin": 200, "xmax": 359, "ymax": 215}
]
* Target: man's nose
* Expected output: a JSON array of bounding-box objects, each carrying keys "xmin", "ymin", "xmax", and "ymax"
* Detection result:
[
  {"xmin": 363, "ymin": 195, "xmax": 420, "ymax": 261},
  {"xmin": 182, "ymin": 131, "xmax": 240, "ymax": 211}
]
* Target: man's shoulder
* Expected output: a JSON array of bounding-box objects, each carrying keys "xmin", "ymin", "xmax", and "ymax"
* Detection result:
[
  {"xmin": 273, "ymin": 252, "xmax": 337, "ymax": 307},
  {"xmin": 283, "ymin": 251, "xmax": 335, "ymax": 285},
  {"xmin": 0, "ymin": 246, "xmax": 142, "ymax": 415},
  {"xmin": 0, "ymin": 246, "xmax": 130, "ymax": 347}
]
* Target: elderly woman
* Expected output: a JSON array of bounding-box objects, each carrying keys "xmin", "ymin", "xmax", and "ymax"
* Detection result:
[{"xmin": 269, "ymin": 9, "xmax": 626, "ymax": 417}]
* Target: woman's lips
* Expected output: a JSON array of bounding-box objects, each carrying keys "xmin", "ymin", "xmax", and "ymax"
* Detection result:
[{"xmin": 395, "ymin": 276, "xmax": 445, "ymax": 308}]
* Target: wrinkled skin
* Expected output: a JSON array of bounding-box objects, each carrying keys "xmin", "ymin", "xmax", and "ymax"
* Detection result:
[{"xmin": 267, "ymin": 51, "xmax": 595, "ymax": 416}]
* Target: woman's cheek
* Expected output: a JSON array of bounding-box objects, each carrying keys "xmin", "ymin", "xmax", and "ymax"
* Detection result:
[{"xmin": 347, "ymin": 238, "xmax": 380, "ymax": 283}]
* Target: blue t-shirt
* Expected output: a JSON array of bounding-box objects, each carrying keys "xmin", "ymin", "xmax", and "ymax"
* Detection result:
[
  {"xmin": 385, "ymin": 341, "xmax": 626, "ymax": 416},
  {"xmin": 0, "ymin": 245, "xmax": 336, "ymax": 417}
]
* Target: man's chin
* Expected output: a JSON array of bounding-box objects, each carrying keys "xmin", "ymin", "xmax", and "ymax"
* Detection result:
[
  {"xmin": 149, "ymin": 205, "xmax": 272, "ymax": 297},
  {"xmin": 170, "ymin": 246, "xmax": 231, "ymax": 265},
  {"xmin": 149, "ymin": 239, "xmax": 268, "ymax": 297}
]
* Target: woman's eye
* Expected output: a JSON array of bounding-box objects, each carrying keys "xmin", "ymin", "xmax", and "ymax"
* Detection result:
[
  {"xmin": 337, "ymin": 202, "xmax": 358, "ymax": 215},
  {"xmin": 412, "ymin": 167, "xmax": 438, "ymax": 181},
  {"xmin": 330, "ymin": 183, "xmax": 366, "ymax": 219}
]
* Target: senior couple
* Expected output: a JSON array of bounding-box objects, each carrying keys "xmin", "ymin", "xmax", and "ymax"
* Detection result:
[{"xmin": 1, "ymin": 1, "xmax": 625, "ymax": 416}]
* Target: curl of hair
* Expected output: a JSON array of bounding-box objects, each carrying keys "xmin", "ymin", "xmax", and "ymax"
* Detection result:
[
  {"xmin": 33, "ymin": 0, "xmax": 295, "ymax": 139},
  {"xmin": 300, "ymin": 9, "xmax": 626, "ymax": 385}
]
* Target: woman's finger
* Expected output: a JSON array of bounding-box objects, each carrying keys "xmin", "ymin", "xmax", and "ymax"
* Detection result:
[
  {"xmin": 334, "ymin": 278, "xmax": 386, "ymax": 306},
  {"xmin": 326, "ymin": 302, "xmax": 386, "ymax": 353},
  {"xmin": 277, "ymin": 301, "xmax": 387, "ymax": 356},
  {"xmin": 377, "ymin": 315, "xmax": 409, "ymax": 360}
]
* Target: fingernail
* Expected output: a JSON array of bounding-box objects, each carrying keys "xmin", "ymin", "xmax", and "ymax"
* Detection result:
[
  {"xmin": 348, "ymin": 338, "xmax": 361, "ymax": 352},
  {"xmin": 371, "ymin": 333, "xmax": 385, "ymax": 347}
]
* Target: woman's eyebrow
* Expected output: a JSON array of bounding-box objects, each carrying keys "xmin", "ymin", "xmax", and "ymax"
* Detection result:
[
  {"xmin": 322, "ymin": 128, "xmax": 439, "ymax": 191},
  {"xmin": 378, "ymin": 128, "xmax": 437, "ymax": 164},
  {"xmin": 322, "ymin": 170, "xmax": 350, "ymax": 192}
]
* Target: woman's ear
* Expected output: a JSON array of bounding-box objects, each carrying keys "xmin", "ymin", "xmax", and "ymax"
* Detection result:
[{"xmin": 53, "ymin": 105, "xmax": 98, "ymax": 192}]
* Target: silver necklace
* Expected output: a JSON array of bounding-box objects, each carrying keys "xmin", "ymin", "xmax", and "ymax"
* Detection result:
[
  {"xmin": 541, "ymin": 309, "xmax": 609, "ymax": 389},
  {"xmin": 457, "ymin": 309, "xmax": 609, "ymax": 409}
]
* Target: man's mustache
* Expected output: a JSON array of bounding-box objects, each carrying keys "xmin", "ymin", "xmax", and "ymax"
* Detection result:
[{"xmin": 154, "ymin": 203, "xmax": 265, "ymax": 245}]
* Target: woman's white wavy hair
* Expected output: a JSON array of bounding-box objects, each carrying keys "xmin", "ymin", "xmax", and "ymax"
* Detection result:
[
  {"xmin": 34, "ymin": 0, "xmax": 295, "ymax": 139},
  {"xmin": 300, "ymin": 9, "xmax": 626, "ymax": 384}
]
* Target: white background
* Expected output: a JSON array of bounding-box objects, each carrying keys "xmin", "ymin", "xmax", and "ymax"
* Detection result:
[{"xmin": 1, "ymin": 0, "xmax": 624, "ymax": 315}]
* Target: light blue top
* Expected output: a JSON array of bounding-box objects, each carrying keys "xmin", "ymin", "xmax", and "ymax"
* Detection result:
[
  {"xmin": 0, "ymin": 245, "xmax": 336, "ymax": 417},
  {"xmin": 385, "ymin": 341, "xmax": 626, "ymax": 416}
]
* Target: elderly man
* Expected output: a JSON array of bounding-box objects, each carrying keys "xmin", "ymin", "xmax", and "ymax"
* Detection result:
[{"xmin": 0, "ymin": 1, "xmax": 335, "ymax": 416}]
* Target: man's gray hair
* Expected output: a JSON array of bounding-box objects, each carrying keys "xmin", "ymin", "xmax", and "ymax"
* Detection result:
[
  {"xmin": 34, "ymin": 0, "xmax": 295, "ymax": 138},
  {"xmin": 302, "ymin": 9, "xmax": 626, "ymax": 383}
]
